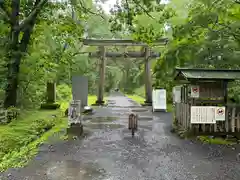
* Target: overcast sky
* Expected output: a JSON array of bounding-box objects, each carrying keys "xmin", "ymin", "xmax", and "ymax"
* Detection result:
[
  {"xmin": 100, "ymin": 0, "xmax": 169, "ymax": 13},
  {"xmin": 100, "ymin": 0, "xmax": 118, "ymax": 13}
]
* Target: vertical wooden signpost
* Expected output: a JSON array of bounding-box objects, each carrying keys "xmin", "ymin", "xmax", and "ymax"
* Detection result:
[{"xmin": 128, "ymin": 112, "xmax": 138, "ymax": 137}]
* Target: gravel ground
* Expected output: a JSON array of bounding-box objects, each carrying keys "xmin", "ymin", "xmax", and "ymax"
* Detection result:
[{"xmin": 1, "ymin": 92, "xmax": 240, "ymax": 180}]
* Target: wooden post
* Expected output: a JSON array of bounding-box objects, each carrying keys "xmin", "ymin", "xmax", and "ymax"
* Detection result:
[
  {"xmin": 223, "ymin": 80, "xmax": 228, "ymax": 105},
  {"xmin": 96, "ymin": 46, "xmax": 106, "ymax": 105},
  {"xmin": 144, "ymin": 47, "xmax": 152, "ymax": 105}
]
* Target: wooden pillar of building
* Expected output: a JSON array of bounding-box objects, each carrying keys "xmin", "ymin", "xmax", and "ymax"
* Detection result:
[
  {"xmin": 144, "ymin": 47, "xmax": 152, "ymax": 105},
  {"xmin": 95, "ymin": 46, "xmax": 106, "ymax": 105}
]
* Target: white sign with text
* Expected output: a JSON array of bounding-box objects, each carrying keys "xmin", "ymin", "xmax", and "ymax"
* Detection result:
[
  {"xmin": 191, "ymin": 106, "xmax": 226, "ymax": 124},
  {"xmin": 191, "ymin": 106, "xmax": 216, "ymax": 124},
  {"xmin": 152, "ymin": 89, "xmax": 167, "ymax": 112}
]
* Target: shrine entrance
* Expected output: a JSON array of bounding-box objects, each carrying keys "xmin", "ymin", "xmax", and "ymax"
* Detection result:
[{"xmin": 82, "ymin": 38, "xmax": 168, "ymax": 105}]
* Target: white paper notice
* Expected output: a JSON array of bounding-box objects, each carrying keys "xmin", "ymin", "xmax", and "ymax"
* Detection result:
[
  {"xmin": 191, "ymin": 106, "xmax": 216, "ymax": 124},
  {"xmin": 173, "ymin": 86, "xmax": 181, "ymax": 103}
]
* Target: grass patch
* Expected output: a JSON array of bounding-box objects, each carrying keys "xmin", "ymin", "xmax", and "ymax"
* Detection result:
[
  {"xmin": 0, "ymin": 105, "xmax": 67, "ymax": 172},
  {"xmin": 88, "ymin": 95, "xmax": 107, "ymax": 105},
  {"xmin": 127, "ymin": 94, "xmax": 173, "ymax": 112},
  {"xmin": 197, "ymin": 136, "xmax": 236, "ymax": 145},
  {"xmin": 167, "ymin": 103, "xmax": 173, "ymax": 112},
  {"xmin": 88, "ymin": 95, "xmax": 98, "ymax": 105},
  {"xmin": 126, "ymin": 94, "xmax": 145, "ymax": 105},
  {"xmin": 59, "ymin": 95, "xmax": 106, "ymax": 110}
]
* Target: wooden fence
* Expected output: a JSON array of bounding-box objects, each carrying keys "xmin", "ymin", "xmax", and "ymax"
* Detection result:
[{"xmin": 175, "ymin": 103, "xmax": 240, "ymax": 134}]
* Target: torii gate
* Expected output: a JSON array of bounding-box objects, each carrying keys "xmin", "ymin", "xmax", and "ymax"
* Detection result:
[{"xmin": 83, "ymin": 38, "xmax": 168, "ymax": 105}]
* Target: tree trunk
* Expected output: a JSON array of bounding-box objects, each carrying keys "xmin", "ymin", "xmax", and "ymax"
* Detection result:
[
  {"xmin": 4, "ymin": 0, "xmax": 20, "ymax": 108},
  {"xmin": 4, "ymin": 0, "xmax": 41, "ymax": 108},
  {"xmin": 4, "ymin": 56, "xmax": 21, "ymax": 108}
]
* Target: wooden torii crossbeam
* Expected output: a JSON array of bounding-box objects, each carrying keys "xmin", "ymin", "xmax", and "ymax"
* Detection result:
[
  {"xmin": 89, "ymin": 51, "xmax": 160, "ymax": 58},
  {"xmin": 83, "ymin": 38, "xmax": 167, "ymax": 105},
  {"xmin": 83, "ymin": 38, "xmax": 168, "ymax": 46}
]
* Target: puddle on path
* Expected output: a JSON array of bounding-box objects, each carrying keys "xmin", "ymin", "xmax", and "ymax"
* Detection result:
[
  {"xmin": 89, "ymin": 116, "xmax": 118, "ymax": 122},
  {"xmin": 84, "ymin": 123, "xmax": 124, "ymax": 130},
  {"xmin": 131, "ymin": 108, "xmax": 149, "ymax": 112},
  {"xmin": 46, "ymin": 160, "xmax": 106, "ymax": 180},
  {"xmin": 64, "ymin": 130, "xmax": 92, "ymax": 140},
  {"xmin": 138, "ymin": 116, "xmax": 153, "ymax": 121}
]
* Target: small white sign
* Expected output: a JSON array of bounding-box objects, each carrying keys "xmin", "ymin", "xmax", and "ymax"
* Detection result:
[
  {"xmin": 215, "ymin": 107, "xmax": 225, "ymax": 121},
  {"xmin": 191, "ymin": 106, "xmax": 216, "ymax": 124},
  {"xmin": 190, "ymin": 85, "xmax": 200, "ymax": 98},
  {"xmin": 173, "ymin": 86, "xmax": 181, "ymax": 103},
  {"xmin": 152, "ymin": 89, "xmax": 167, "ymax": 111}
]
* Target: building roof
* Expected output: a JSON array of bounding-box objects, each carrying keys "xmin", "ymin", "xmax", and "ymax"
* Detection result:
[{"xmin": 174, "ymin": 68, "xmax": 240, "ymax": 81}]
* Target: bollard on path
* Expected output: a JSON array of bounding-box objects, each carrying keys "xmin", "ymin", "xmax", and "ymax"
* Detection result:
[{"xmin": 128, "ymin": 112, "xmax": 138, "ymax": 137}]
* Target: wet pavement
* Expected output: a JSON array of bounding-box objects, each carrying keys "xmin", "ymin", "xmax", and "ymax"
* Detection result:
[{"xmin": 1, "ymin": 92, "xmax": 240, "ymax": 180}]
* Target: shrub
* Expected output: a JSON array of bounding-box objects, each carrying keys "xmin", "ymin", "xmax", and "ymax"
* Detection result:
[
  {"xmin": 40, "ymin": 103, "xmax": 60, "ymax": 110},
  {"xmin": 56, "ymin": 84, "xmax": 72, "ymax": 101},
  {"xmin": 0, "ymin": 111, "xmax": 60, "ymax": 160},
  {"xmin": 7, "ymin": 107, "xmax": 20, "ymax": 122}
]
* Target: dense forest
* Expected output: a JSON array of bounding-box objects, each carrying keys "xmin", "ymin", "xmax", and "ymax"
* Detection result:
[
  {"xmin": 0, "ymin": 0, "xmax": 239, "ymax": 109},
  {"xmin": 0, "ymin": 0, "xmax": 239, "ymax": 110}
]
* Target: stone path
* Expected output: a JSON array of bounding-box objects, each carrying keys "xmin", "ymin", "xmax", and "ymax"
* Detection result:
[{"xmin": 1, "ymin": 92, "xmax": 240, "ymax": 180}]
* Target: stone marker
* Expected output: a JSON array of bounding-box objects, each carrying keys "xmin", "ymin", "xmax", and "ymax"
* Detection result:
[
  {"xmin": 67, "ymin": 100, "xmax": 83, "ymax": 136},
  {"xmin": 72, "ymin": 76, "xmax": 88, "ymax": 108},
  {"xmin": 68, "ymin": 100, "xmax": 81, "ymax": 125},
  {"xmin": 46, "ymin": 82, "xmax": 56, "ymax": 103}
]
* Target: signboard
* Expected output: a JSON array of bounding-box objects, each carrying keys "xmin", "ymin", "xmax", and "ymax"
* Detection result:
[
  {"xmin": 68, "ymin": 100, "xmax": 81, "ymax": 125},
  {"xmin": 152, "ymin": 89, "xmax": 167, "ymax": 112},
  {"xmin": 191, "ymin": 106, "xmax": 216, "ymax": 124},
  {"xmin": 215, "ymin": 107, "xmax": 225, "ymax": 121},
  {"xmin": 191, "ymin": 106, "xmax": 226, "ymax": 124},
  {"xmin": 190, "ymin": 85, "xmax": 200, "ymax": 98},
  {"xmin": 173, "ymin": 86, "xmax": 181, "ymax": 103}
]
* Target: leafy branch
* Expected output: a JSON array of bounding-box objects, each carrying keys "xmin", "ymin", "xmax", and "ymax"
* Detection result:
[{"xmin": 18, "ymin": 0, "xmax": 48, "ymax": 31}]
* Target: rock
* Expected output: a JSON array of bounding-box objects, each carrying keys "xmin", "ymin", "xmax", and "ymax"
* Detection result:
[
  {"xmin": 67, "ymin": 123, "xmax": 83, "ymax": 137},
  {"xmin": 83, "ymin": 106, "xmax": 93, "ymax": 114}
]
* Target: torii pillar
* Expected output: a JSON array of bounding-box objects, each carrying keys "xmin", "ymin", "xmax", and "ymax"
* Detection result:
[
  {"xmin": 144, "ymin": 47, "xmax": 152, "ymax": 106},
  {"xmin": 95, "ymin": 46, "xmax": 106, "ymax": 105}
]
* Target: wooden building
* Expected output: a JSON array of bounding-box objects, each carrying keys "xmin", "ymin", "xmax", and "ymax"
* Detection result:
[{"xmin": 173, "ymin": 68, "xmax": 240, "ymax": 135}]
